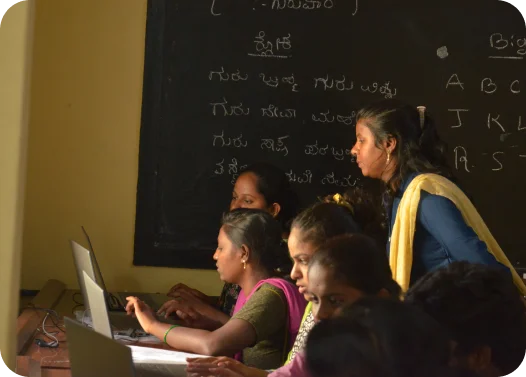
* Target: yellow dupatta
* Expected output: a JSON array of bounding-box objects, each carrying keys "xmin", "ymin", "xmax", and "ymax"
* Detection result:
[{"xmin": 389, "ymin": 173, "xmax": 526, "ymax": 295}]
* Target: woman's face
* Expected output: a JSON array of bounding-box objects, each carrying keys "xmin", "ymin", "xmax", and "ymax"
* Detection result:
[
  {"xmin": 351, "ymin": 119, "xmax": 389, "ymax": 179},
  {"xmin": 306, "ymin": 263, "xmax": 365, "ymax": 322},
  {"xmin": 288, "ymin": 227, "xmax": 317, "ymax": 296},
  {"xmin": 230, "ymin": 172, "xmax": 269, "ymax": 211},
  {"xmin": 213, "ymin": 227, "xmax": 243, "ymax": 284}
]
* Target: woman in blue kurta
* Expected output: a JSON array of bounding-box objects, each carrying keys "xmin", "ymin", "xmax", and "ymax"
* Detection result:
[{"xmin": 350, "ymin": 99, "xmax": 526, "ymax": 293}]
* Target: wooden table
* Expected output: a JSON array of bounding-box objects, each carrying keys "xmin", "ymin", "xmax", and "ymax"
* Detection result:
[{"xmin": 15, "ymin": 280, "xmax": 175, "ymax": 377}]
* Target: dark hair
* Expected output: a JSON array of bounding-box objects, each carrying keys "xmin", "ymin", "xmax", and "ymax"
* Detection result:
[
  {"xmin": 221, "ymin": 208, "xmax": 288, "ymax": 275},
  {"xmin": 309, "ymin": 234, "xmax": 401, "ymax": 298},
  {"xmin": 405, "ymin": 262, "xmax": 526, "ymax": 375},
  {"xmin": 306, "ymin": 297, "xmax": 455, "ymax": 377},
  {"xmin": 356, "ymin": 99, "xmax": 454, "ymax": 195},
  {"xmin": 324, "ymin": 185, "xmax": 387, "ymax": 245},
  {"xmin": 240, "ymin": 162, "xmax": 299, "ymax": 232},
  {"xmin": 291, "ymin": 202, "xmax": 361, "ymax": 248}
]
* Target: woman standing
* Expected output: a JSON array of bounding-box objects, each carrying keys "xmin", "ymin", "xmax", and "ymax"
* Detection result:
[{"xmin": 350, "ymin": 99, "xmax": 525, "ymax": 293}]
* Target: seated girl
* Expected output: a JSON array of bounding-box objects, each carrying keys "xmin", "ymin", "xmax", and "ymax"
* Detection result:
[
  {"xmin": 185, "ymin": 233, "xmax": 400, "ymax": 377},
  {"xmin": 126, "ymin": 208, "xmax": 306, "ymax": 369},
  {"xmin": 163, "ymin": 162, "xmax": 299, "ymax": 323}
]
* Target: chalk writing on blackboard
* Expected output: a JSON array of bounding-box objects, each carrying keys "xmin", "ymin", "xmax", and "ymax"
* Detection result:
[
  {"xmin": 331, "ymin": 147, "xmax": 352, "ymax": 161},
  {"xmin": 261, "ymin": 104, "xmax": 297, "ymax": 118},
  {"xmin": 446, "ymin": 74, "xmax": 465, "ymax": 90},
  {"xmin": 210, "ymin": 98, "xmax": 250, "ymax": 116},
  {"xmin": 481, "ymin": 78, "xmax": 497, "ymax": 94},
  {"xmin": 321, "ymin": 172, "xmax": 358, "ymax": 187},
  {"xmin": 361, "ymin": 81, "xmax": 397, "ymax": 99},
  {"xmin": 260, "ymin": 73, "xmax": 299, "ymax": 91},
  {"xmin": 313, "ymin": 74, "xmax": 353, "ymax": 91},
  {"xmin": 261, "ymin": 136, "xmax": 290, "ymax": 156},
  {"xmin": 286, "ymin": 169, "xmax": 313, "ymax": 184},
  {"xmin": 209, "ymin": 67, "xmax": 248, "ymax": 82},
  {"xmin": 492, "ymin": 152, "xmax": 504, "ymax": 171},
  {"xmin": 489, "ymin": 33, "xmax": 526, "ymax": 59},
  {"xmin": 454, "ymin": 146, "xmax": 471, "ymax": 173},
  {"xmin": 212, "ymin": 131, "xmax": 248, "ymax": 148},
  {"xmin": 305, "ymin": 140, "xmax": 329, "ymax": 156},
  {"xmin": 487, "ymin": 113, "xmax": 506, "ymax": 133},
  {"xmin": 271, "ymin": 0, "xmax": 334, "ymax": 11},
  {"xmin": 248, "ymin": 31, "xmax": 292, "ymax": 59},
  {"xmin": 481, "ymin": 78, "xmax": 522, "ymax": 94},
  {"xmin": 311, "ymin": 110, "xmax": 356, "ymax": 125},
  {"xmin": 448, "ymin": 109, "xmax": 469, "ymax": 128}
]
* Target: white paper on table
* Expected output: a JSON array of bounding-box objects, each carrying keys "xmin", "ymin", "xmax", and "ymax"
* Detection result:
[{"xmin": 128, "ymin": 345, "xmax": 207, "ymax": 364}]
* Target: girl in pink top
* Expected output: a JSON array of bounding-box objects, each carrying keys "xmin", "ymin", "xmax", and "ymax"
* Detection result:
[{"xmin": 186, "ymin": 233, "xmax": 400, "ymax": 377}]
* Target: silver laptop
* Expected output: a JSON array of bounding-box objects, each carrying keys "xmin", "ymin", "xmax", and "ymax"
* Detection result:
[
  {"xmin": 82, "ymin": 270, "xmax": 180, "ymax": 336},
  {"xmin": 70, "ymin": 226, "xmax": 168, "ymax": 311},
  {"xmin": 65, "ymin": 316, "xmax": 184, "ymax": 377}
]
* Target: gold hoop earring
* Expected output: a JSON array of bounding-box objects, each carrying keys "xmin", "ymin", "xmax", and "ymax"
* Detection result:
[
  {"xmin": 387, "ymin": 151, "xmax": 391, "ymax": 164},
  {"xmin": 242, "ymin": 260, "xmax": 246, "ymax": 270}
]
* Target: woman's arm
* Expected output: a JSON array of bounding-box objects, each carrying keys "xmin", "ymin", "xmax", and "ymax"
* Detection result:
[
  {"xmin": 127, "ymin": 285, "xmax": 286, "ymax": 357},
  {"xmin": 418, "ymin": 192, "xmax": 507, "ymax": 268},
  {"xmin": 126, "ymin": 297, "xmax": 256, "ymax": 356}
]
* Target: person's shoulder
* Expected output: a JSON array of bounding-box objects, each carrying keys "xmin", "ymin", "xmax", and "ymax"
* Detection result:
[{"xmin": 257, "ymin": 282, "xmax": 286, "ymax": 297}]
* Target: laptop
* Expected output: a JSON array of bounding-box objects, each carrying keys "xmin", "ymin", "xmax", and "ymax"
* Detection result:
[
  {"xmin": 65, "ymin": 316, "xmax": 191, "ymax": 377},
  {"xmin": 70, "ymin": 226, "xmax": 168, "ymax": 311},
  {"xmin": 82, "ymin": 270, "xmax": 179, "ymax": 336}
]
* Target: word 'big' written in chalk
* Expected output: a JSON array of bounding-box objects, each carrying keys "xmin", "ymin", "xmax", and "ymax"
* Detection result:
[{"xmin": 489, "ymin": 33, "xmax": 526, "ymax": 59}]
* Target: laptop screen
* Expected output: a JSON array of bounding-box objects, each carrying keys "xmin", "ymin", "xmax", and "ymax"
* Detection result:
[
  {"xmin": 64, "ymin": 317, "xmax": 135, "ymax": 377},
  {"xmin": 83, "ymin": 270, "xmax": 113, "ymax": 339},
  {"xmin": 70, "ymin": 240, "xmax": 97, "ymax": 312}
]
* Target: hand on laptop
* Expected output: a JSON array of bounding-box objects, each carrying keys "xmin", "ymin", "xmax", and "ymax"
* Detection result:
[
  {"xmin": 157, "ymin": 292, "xmax": 229, "ymax": 331},
  {"xmin": 125, "ymin": 296, "xmax": 157, "ymax": 334},
  {"xmin": 167, "ymin": 283, "xmax": 215, "ymax": 305},
  {"xmin": 186, "ymin": 356, "xmax": 268, "ymax": 377}
]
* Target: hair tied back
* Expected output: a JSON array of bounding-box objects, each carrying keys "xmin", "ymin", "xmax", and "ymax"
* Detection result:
[
  {"xmin": 416, "ymin": 106, "xmax": 426, "ymax": 129},
  {"xmin": 332, "ymin": 193, "xmax": 355, "ymax": 215}
]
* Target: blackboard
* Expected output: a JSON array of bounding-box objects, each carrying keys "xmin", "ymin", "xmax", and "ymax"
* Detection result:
[{"xmin": 134, "ymin": 0, "xmax": 526, "ymax": 270}]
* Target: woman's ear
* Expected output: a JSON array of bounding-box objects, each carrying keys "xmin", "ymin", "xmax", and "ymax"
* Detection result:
[
  {"xmin": 383, "ymin": 135, "xmax": 397, "ymax": 155},
  {"xmin": 240, "ymin": 244, "xmax": 250, "ymax": 263},
  {"xmin": 269, "ymin": 203, "xmax": 281, "ymax": 218}
]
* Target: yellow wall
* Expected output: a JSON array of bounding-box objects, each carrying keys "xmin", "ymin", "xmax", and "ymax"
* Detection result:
[
  {"xmin": 22, "ymin": 0, "xmax": 222, "ymax": 294},
  {"xmin": 0, "ymin": 1, "xmax": 33, "ymax": 369}
]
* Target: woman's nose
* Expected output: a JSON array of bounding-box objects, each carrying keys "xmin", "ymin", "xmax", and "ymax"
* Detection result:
[{"xmin": 290, "ymin": 263, "xmax": 301, "ymax": 281}]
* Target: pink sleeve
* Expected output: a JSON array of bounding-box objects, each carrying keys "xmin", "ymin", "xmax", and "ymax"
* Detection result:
[{"xmin": 268, "ymin": 353, "xmax": 311, "ymax": 377}]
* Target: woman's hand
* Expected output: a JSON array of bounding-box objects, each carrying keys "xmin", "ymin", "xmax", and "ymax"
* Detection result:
[
  {"xmin": 125, "ymin": 296, "xmax": 158, "ymax": 334},
  {"xmin": 158, "ymin": 291, "xmax": 229, "ymax": 330},
  {"xmin": 186, "ymin": 357, "xmax": 269, "ymax": 377},
  {"xmin": 168, "ymin": 283, "xmax": 212, "ymax": 303}
]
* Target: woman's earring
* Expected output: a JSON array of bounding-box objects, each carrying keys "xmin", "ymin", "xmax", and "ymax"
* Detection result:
[
  {"xmin": 387, "ymin": 151, "xmax": 391, "ymax": 164},
  {"xmin": 242, "ymin": 260, "xmax": 246, "ymax": 270}
]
